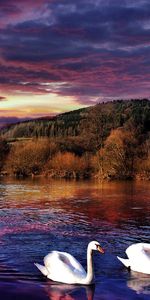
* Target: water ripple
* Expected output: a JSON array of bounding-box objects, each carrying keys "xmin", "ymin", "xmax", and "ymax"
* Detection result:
[{"xmin": 0, "ymin": 179, "xmax": 150, "ymax": 299}]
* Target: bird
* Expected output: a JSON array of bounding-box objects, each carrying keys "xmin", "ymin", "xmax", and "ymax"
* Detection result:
[
  {"xmin": 35, "ymin": 241, "xmax": 104, "ymax": 285},
  {"xmin": 117, "ymin": 243, "xmax": 150, "ymax": 274}
]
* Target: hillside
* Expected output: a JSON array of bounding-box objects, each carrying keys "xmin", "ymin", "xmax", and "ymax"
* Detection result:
[
  {"xmin": 0, "ymin": 99, "xmax": 150, "ymax": 180},
  {"xmin": 1, "ymin": 99, "xmax": 150, "ymax": 144},
  {"xmin": 0, "ymin": 107, "xmax": 88, "ymax": 139}
]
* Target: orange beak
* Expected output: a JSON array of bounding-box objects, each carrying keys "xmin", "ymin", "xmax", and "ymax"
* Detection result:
[{"xmin": 97, "ymin": 245, "xmax": 105, "ymax": 254}]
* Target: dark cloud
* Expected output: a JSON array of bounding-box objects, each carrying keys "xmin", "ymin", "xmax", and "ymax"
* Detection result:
[
  {"xmin": 0, "ymin": 116, "xmax": 19, "ymax": 129},
  {"xmin": 0, "ymin": 116, "xmax": 32, "ymax": 128},
  {"xmin": 0, "ymin": 116, "xmax": 19, "ymax": 123},
  {"xmin": 0, "ymin": 0, "xmax": 150, "ymax": 105},
  {"xmin": 0, "ymin": 96, "xmax": 6, "ymax": 101}
]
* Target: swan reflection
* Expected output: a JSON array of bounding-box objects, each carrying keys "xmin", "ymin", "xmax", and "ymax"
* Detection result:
[
  {"xmin": 127, "ymin": 271, "xmax": 150, "ymax": 295},
  {"xmin": 45, "ymin": 283, "xmax": 95, "ymax": 300}
]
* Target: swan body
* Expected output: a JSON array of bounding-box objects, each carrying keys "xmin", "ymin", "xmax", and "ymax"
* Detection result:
[
  {"xmin": 117, "ymin": 243, "xmax": 150, "ymax": 274},
  {"xmin": 35, "ymin": 241, "xmax": 104, "ymax": 285}
]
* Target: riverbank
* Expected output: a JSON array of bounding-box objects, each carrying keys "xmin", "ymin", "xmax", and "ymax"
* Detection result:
[{"xmin": 1, "ymin": 168, "xmax": 150, "ymax": 181}]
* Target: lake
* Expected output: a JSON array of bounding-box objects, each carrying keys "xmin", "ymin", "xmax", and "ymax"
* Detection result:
[{"xmin": 0, "ymin": 178, "xmax": 150, "ymax": 299}]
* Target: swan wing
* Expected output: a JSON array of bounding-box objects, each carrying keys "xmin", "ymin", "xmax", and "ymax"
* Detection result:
[
  {"xmin": 126, "ymin": 243, "xmax": 150, "ymax": 259},
  {"xmin": 126, "ymin": 243, "xmax": 150, "ymax": 274},
  {"xmin": 44, "ymin": 251, "xmax": 86, "ymax": 284},
  {"xmin": 117, "ymin": 256, "xmax": 130, "ymax": 268},
  {"xmin": 60, "ymin": 252, "xmax": 86, "ymax": 273},
  {"xmin": 143, "ymin": 244, "xmax": 150, "ymax": 258}
]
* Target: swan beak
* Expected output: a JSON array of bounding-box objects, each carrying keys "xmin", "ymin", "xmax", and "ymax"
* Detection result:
[{"xmin": 97, "ymin": 245, "xmax": 105, "ymax": 254}]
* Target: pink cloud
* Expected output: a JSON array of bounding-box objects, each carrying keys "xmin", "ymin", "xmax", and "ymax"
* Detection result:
[{"xmin": 0, "ymin": 0, "xmax": 150, "ymax": 116}]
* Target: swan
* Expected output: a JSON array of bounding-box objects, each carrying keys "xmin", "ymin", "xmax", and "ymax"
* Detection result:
[
  {"xmin": 117, "ymin": 243, "xmax": 150, "ymax": 274},
  {"xmin": 35, "ymin": 241, "xmax": 104, "ymax": 285}
]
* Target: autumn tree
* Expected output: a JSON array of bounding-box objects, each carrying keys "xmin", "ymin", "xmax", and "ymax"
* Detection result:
[
  {"xmin": 0, "ymin": 138, "xmax": 9, "ymax": 171},
  {"xmin": 5, "ymin": 139, "xmax": 54, "ymax": 176},
  {"xmin": 47, "ymin": 151, "xmax": 93, "ymax": 178},
  {"xmin": 136, "ymin": 137, "xmax": 150, "ymax": 179},
  {"xmin": 94, "ymin": 128, "xmax": 137, "ymax": 179}
]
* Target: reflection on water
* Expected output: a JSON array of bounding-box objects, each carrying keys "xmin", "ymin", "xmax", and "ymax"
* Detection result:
[
  {"xmin": 0, "ymin": 178, "xmax": 150, "ymax": 299},
  {"xmin": 45, "ymin": 283, "xmax": 95, "ymax": 300},
  {"xmin": 127, "ymin": 271, "xmax": 150, "ymax": 295}
]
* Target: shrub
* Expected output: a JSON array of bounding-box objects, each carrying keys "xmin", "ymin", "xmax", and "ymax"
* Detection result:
[
  {"xmin": 0, "ymin": 138, "xmax": 10, "ymax": 171},
  {"xmin": 46, "ymin": 151, "xmax": 93, "ymax": 178},
  {"xmin": 93, "ymin": 129, "xmax": 137, "ymax": 179},
  {"xmin": 5, "ymin": 138, "xmax": 53, "ymax": 176}
]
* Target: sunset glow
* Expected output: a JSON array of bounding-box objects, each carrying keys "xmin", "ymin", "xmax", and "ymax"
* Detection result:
[{"xmin": 0, "ymin": 93, "xmax": 83, "ymax": 118}]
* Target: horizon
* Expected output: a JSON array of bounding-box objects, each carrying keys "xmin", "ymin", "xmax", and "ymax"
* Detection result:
[
  {"xmin": 0, "ymin": 0, "xmax": 150, "ymax": 125},
  {"xmin": 1, "ymin": 98, "xmax": 149, "ymax": 129}
]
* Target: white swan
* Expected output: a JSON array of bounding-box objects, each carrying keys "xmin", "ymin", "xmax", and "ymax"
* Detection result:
[
  {"xmin": 35, "ymin": 241, "xmax": 104, "ymax": 285},
  {"xmin": 117, "ymin": 243, "xmax": 150, "ymax": 274}
]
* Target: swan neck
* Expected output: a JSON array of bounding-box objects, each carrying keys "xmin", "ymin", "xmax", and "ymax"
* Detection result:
[{"xmin": 85, "ymin": 245, "xmax": 94, "ymax": 284}]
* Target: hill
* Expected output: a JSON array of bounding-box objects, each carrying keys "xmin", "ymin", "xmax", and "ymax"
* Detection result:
[
  {"xmin": 1, "ymin": 99, "xmax": 150, "ymax": 142},
  {"xmin": 0, "ymin": 107, "xmax": 87, "ymax": 139},
  {"xmin": 0, "ymin": 99, "xmax": 150, "ymax": 180}
]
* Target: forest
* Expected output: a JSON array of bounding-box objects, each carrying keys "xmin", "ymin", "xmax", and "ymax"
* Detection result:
[{"xmin": 0, "ymin": 99, "xmax": 150, "ymax": 180}]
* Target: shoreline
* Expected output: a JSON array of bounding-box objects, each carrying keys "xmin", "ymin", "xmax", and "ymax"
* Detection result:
[{"xmin": 0, "ymin": 171, "xmax": 150, "ymax": 181}]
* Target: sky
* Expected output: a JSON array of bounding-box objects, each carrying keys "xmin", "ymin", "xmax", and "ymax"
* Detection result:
[{"xmin": 0, "ymin": 0, "xmax": 150, "ymax": 124}]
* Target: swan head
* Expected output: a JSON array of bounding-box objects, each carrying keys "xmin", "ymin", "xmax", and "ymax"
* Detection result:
[{"xmin": 88, "ymin": 241, "xmax": 105, "ymax": 254}]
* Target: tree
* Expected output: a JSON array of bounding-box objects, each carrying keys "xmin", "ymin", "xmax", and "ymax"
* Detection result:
[
  {"xmin": 136, "ymin": 137, "xmax": 150, "ymax": 179},
  {"xmin": 95, "ymin": 128, "xmax": 137, "ymax": 179},
  {"xmin": 5, "ymin": 139, "xmax": 52, "ymax": 176},
  {"xmin": 46, "ymin": 151, "xmax": 93, "ymax": 178},
  {"xmin": 0, "ymin": 138, "xmax": 9, "ymax": 171}
]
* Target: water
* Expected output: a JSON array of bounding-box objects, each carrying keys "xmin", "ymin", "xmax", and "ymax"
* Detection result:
[{"xmin": 0, "ymin": 178, "xmax": 150, "ymax": 299}]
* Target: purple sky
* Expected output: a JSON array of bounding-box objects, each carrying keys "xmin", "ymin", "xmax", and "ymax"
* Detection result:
[{"xmin": 0, "ymin": 0, "xmax": 150, "ymax": 123}]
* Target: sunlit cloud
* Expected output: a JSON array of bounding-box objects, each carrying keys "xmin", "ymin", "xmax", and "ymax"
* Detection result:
[{"xmin": 0, "ymin": 92, "xmax": 85, "ymax": 119}]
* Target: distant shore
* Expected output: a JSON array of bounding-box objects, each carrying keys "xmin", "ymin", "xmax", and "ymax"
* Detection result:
[{"xmin": 0, "ymin": 100, "xmax": 150, "ymax": 181}]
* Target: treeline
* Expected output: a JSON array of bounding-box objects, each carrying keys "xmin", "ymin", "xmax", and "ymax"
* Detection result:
[
  {"xmin": 1, "ymin": 107, "xmax": 88, "ymax": 139},
  {"xmin": 0, "ymin": 99, "xmax": 150, "ymax": 180},
  {"xmin": 2, "ymin": 99, "xmax": 150, "ymax": 142}
]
